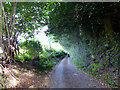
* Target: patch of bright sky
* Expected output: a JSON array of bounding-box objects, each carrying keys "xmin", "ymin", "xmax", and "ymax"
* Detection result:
[{"xmin": 17, "ymin": 25, "xmax": 64, "ymax": 51}]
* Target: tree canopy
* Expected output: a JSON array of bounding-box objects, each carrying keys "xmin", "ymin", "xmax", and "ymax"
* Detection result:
[
  {"xmin": 0, "ymin": 2, "xmax": 120, "ymax": 88},
  {"xmin": 48, "ymin": 2, "xmax": 120, "ymax": 87},
  {"xmin": 0, "ymin": 2, "xmax": 55, "ymax": 62}
]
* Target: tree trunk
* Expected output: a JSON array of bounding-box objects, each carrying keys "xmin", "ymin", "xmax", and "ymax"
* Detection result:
[
  {"xmin": 0, "ymin": 1, "xmax": 2, "ymax": 54},
  {"xmin": 1, "ymin": 2, "xmax": 17, "ymax": 63}
]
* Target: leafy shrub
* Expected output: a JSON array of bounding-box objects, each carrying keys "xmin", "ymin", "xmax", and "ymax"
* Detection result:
[
  {"xmin": 14, "ymin": 53, "xmax": 31, "ymax": 62},
  {"xmin": 15, "ymin": 39, "xmax": 43, "ymax": 62},
  {"xmin": 32, "ymin": 59, "xmax": 52, "ymax": 70},
  {"xmin": 32, "ymin": 50, "xmax": 67, "ymax": 71},
  {"xmin": 15, "ymin": 39, "xmax": 67, "ymax": 72},
  {"xmin": 19, "ymin": 39, "xmax": 43, "ymax": 58}
]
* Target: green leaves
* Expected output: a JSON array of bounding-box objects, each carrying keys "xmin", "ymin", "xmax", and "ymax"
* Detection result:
[
  {"xmin": 3, "ymin": 2, "xmax": 55, "ymax": 38},
  {"xmin": 47, "ymin": 2, "xmax": 120, "ymax": 88},
  {"xmin": 105, "ymin": 44, "xmax": 109, "ymax": 47},
  {"xmin": 19, "ymin": 39, "xmax": 43, "ymax": 58},
  {"xmin": 32, "ymin": 49, "xmax": 66, "ymax": 71},
  {"xmin": 14, "ymin": 53, "xmax": 31, "ymax": 62}
]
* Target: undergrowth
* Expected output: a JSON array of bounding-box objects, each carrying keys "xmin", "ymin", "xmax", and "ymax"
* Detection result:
[{"xmin": 14, "ymin": 40, "xmax": 67, "ymax": 73}]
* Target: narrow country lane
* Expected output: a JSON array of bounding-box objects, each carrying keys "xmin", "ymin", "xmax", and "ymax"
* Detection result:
[{"xmin": 50, "ymin": 56, "xmax": 106, "ymax": 88}]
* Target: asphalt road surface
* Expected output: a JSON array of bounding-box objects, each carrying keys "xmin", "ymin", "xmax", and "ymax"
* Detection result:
[{"xmin": 50, "ymin": 56, "xmax": 106, "ymax": 88}]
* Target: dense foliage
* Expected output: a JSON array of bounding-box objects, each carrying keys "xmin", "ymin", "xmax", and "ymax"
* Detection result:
[
  {"xmin": 19, "ymin": 39, "xmax": 42, "ymax": 58},
  {"xmin": 32, "ymin": 49, "xmax": 66, "ymax": 72},
  {"xmin": 14, "ymin": 39, "xmax": 67, "ymax": 72},
  {"xmin": 0, "ymin": 2, "xmax": 120, "ymax": 88},
  {"xmin": 0, "ymin": 2, "xmax": 64, "ymax": 88},
  {"xmin": 0, "ymin": 2, "xmax": 54, "ymax": 63},
  {"xmin": 48, "ymin": 2, "xmax": 120, "ymax": 87}
]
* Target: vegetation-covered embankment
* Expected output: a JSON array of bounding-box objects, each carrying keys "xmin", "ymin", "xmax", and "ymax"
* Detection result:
[
  {"xmin": 48, "ymin": 2, "xmax": 120, "ymax": 87},
  {"xmin": 15, "ymin": 39, "xmax": 67, "ymax": 72},
  {"xmin": 0, "ymin": 2, "xmax": 66, "ymax": 88},
  {"xmin": 0, "ymin": 39, "xmax": 67, "ymax": 88}
]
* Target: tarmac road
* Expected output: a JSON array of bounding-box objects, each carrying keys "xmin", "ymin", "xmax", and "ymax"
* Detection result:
[{"xmin": 50, "ymin": 56, "xmax": 106, "ymax": 88}]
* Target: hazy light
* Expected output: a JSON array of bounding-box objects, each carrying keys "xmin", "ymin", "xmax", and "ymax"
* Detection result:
[
  {"xmin": 51, "ymin": 42, "xmax": 63, "ymax": 50},
  {"xmin": 19, "ymin": 48, "xmax": 25, "ymax": 54},
  {"xmin": 17, "ymin": 26, "xmax": 64, "ymax": 51},
  {"xmin": 0, "ymin": 47, "xmax": 3, "ymax": 54},
  {"xmin": 35, "ymin": 26, "xmax": 63, "ymax": 50},
  {"xmin": 34, "ymin": 26, "xmax": 49, "ymax": 48},
  {"xmin": 17, "ymin": 35, "xmax": 25, "ymax": 42}
]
